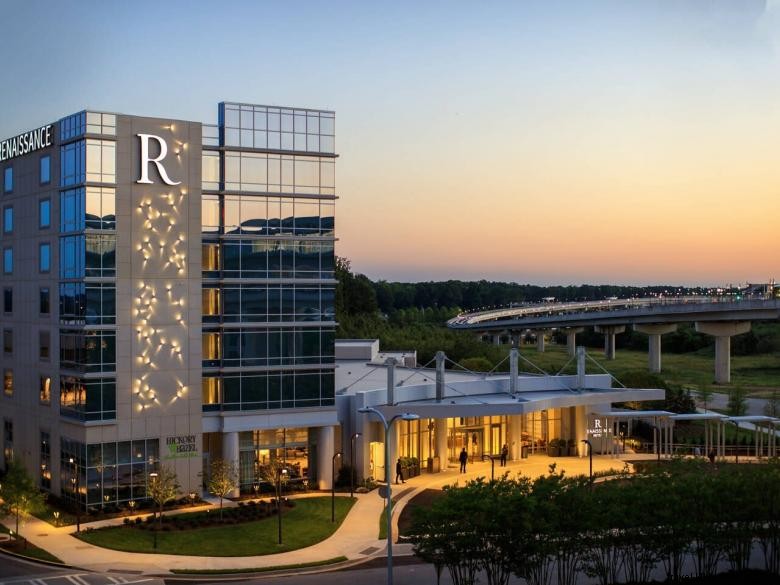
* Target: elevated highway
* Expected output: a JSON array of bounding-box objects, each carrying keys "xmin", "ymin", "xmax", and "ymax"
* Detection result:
[{"xmin": 448, "ymin": 297, "xmax": 780, "ymax": 383}]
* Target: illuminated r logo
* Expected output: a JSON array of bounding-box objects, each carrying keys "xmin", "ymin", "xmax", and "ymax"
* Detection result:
[
  {"xmin": 594, "ymin": 419, "xmax": 602, "ymax": 429},
  {"xmin": 137, "ymin": 134, "xmax": 181, "ymax": 186}
]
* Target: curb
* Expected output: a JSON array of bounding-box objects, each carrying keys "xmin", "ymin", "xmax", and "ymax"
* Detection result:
[{"xmin": 0, "ymin": 544, "xmax": 74, "ymax": 569}]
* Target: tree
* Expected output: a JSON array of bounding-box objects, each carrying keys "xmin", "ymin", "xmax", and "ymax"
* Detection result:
[
  {"xmin": 147, "ymin": 465, "xmax": 179, "ymax": 526},
  {"xmin": 727, "ymin": 387, "xmax": 748, "ymax": 417},
  {"xmin": 0, "ymin": 460, "xmax": 45, "ymax": 547},
  {"xmin": 207, "ymin": 458, "xmax": 238, "ymax": 520}
]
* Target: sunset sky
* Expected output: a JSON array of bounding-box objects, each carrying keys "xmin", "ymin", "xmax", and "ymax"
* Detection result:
[{"xmin": 3, "ymin": 0, "xmax": 779, "ymax": 286}]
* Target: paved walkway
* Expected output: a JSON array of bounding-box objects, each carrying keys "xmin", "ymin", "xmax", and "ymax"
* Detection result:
[{"xmin": 1, "ymin": 454, "xmax": 640, "ymax": 576}]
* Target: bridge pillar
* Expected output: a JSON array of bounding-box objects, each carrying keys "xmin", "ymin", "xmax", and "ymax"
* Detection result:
[
  {"xmin": 594, "ymin": 325, "xmax": 625, "ymax": 360},
  {"xmin": 695, "ymin": 321, "xmax": 751, "ymax": 384},
  {"xmin": 634, "ymin": 323, "xmax": 677, "ymax": 373},
  {"xmin": 493, "ymin": 333, "xmax": 502, "ymax": 346},
  {"xmin": 534, "ymin": 330, "xmax": 546, "ymax": 352},
  {"xmin": 564, "ymin": 327, "xmax": 584, "ymax": 357}
]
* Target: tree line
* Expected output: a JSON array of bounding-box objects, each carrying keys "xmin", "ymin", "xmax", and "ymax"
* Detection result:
[{"xmin": 409, "ymin": 459, "xmax": 780, "ymax": 585}]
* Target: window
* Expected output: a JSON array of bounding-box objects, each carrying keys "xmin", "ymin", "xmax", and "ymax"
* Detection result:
[
  {"xmin": 2, "ymin": 329, "xmax": 11, "ymax": 354},
  {"xmin": 59, "ymin": 282, "xmax": 115, "ymax": 325},
  {"xmin": 60, "ymin": 111, "xmax": 86, "ymax": 140},
  {"xmin": 85, "ymin": 139, "xmax": 116, "ymax": 183},
  {"xmin": 85, "ymin": 187, "xmax": 115, "ymax": 229},
  {"xmin": 223, "ymin": 152, "xmax": 335, "ymax": 195},
  {"xmin": 60, "ymin": 141, "xmax": 85, "ymax": 186},
  {"xmin": 3, "ymin": 419, "xmax": 12, "ymax": 466},
  {"xmin": 40, "ymin": 155, "xmax": 51, "ymax": 184},
  {"xmin": 40, "ymin": 376, "xmax": 51, "ymax": 404},
  {"xmin": 3, "ymin": 206, "xmax": 12, "ymax": 233},
  {"xmin": 3, "ymin": 247, "xmax": 11, "ymax": 274},
  {"xmin": 39, "ymin": 242, "xmax": 51, "ymax": 273},
  {"xmin": 3, "ymin": 288, "xmax": 11, "ymax": 313},
  {"xmin": 39, "ymin": 330, "xmax": 50, "ymax": 360},
  {"xmin": 40, "ymin": 431, "xmax": 51, "ymax": 490},
  {"xmin": 202, "ymin": 152, "xmax": 220, "ymax": 190},
  {"xmin": 59, "ymin": 376, "xmax": 116, "ymax": 421},
  {"xmin": 60, "ymin": 187, "xmax": 85, "ymax": 232},
  {"xmin": 3, "ymin": 167, "xmax": 12, "ymax": 193},
  {"xmin": 85, "ymin": 112, "xmax": 116, "ymax": 135},
  {"xmin": 39, "ymin": 199, "xmax": 51, "ymax": 228},
  {"xmin": 3, "ymin": 369, "xmax": 12, "ymax": 396},
  {"xmin": 39, "ymin": 287, "xmax": 50, "ymax": 314},
  {"xmin": 59, "ymin": 329, "xmax": 115, "ymax": 373}
]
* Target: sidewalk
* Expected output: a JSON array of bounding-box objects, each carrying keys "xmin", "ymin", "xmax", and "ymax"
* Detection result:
[{"xmin": 1, "ymin": 454, "xmax": 632, "ymax": 576}]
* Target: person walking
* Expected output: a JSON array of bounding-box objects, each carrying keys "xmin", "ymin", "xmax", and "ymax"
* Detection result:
[
  {"xmin": 500, "ymin": 444, "xmax": 509, "ymax": 467},
  {"xmin": 395, "ymin": 458, "xmax": 405, "ymax": 484},
  {"xmin": 459, "ymin": 447, "xmax": 468, "ymax": 473}
]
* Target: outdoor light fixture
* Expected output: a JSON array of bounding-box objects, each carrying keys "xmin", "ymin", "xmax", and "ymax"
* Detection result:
[{"xmin": 357, "ymin": 407, "xmax": 420, "ymax": 585}]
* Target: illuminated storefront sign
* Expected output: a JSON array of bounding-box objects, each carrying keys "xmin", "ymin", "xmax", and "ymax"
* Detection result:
[{"xmin": 164, "ymin": 434, "xmax": 198, "ymax": 459}]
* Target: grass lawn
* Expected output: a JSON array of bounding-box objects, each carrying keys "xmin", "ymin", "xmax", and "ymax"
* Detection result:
[
  {"xmin": 77, "ymin": 496, "xmax": 355, "ymax": 556},
  {"xmin": 0, "ymin": 524, "xmax": 63, "ymax": 564},
  {"xmin": 513, "ymin": 344, "xmax": 780, "ymax": 393}
]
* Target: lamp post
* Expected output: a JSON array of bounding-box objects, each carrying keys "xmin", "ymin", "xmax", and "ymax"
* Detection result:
[
  {"xmin": 481, "ymin": 454, "xmax": 495, "ymax": 481},
  {"xmin": 149, "ymin": 471, "xmax": 159, "ymax": 550},
  {"xmin": 581, "ymin": 439, "xmax": 593, "ymax": 484},
  {"xmin": 350, "ymin": 432, "xmax": 361, "ymax": 498},
  {"xmin": 358, "ymin": 406, "xmax": 420, "ymax": 585},
  {"xmin": 332, "ymin": 451, "xmax": 342, "ymax": 522},
  {"xmin": 69, "ymin": 457, "xmax": 80, "ymax": 533},
  {"xmin": 276, "ymin": 466, "xmax": 288, "ymax": 545}
]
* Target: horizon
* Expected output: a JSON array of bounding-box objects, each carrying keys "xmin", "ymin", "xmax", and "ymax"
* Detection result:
[{"xmin": 3, "ymin": 0, "xmax": 779, "ymax": 285}]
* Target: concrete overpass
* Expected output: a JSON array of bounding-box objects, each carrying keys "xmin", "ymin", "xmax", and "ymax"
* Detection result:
[{"xmin": 447, "ymin": 297, "xmax": 780, "ymax": 384}]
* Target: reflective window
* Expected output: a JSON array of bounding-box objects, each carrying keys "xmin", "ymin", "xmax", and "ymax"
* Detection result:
[
  {"xmin": 59, "ymin": 235, "xmax": 84, "ymax": 278},
  {"xmin": 215, "ymin": 196, "xmax": 334, "ymax": 236},
  {"xmin": 202, "ymin": 241, "xmax": 221, "ymax": 275},
  {"xmin": 60, "ymin": 188, "xmax": 85, "ymax": 232},
  {"xmin": 202, "ymin": 125, "xmax": 219, "ymax": 147},
  {"xmin": 202, "ymin": 369, "xmax": 334, "ymax": 411},
  {"xmin": 40, "ymin": 155, "xmax": 51, "ymax": 184},
  {"xmin": 85, "ymin": 139, "xmax": 116, "ymax": 183},
  {"xmin": 202, "ymin": 151, "xmax": 220, "ymax": 190},
  {"xmin": 40, "ymin": 376, "xmax": 51, "ymax": 404},
  {"xmin": 202, "ymin": 286, "xmax": 220, "ymax": 322},
  {"xmin": 202, "ymin": 331, "xmax": 221, "ymax": 367},
  {"xmin": 60, "ymin": 234, "xmax": 115, "ymax": 278},
  {"xmin": 60, "ymin": 141, "xmax": 86, "ymax": 186},
  {"xmin": 59, "ymin": 282, "xmax": 115, "ymax": 325},
  {"xmin": 202, "ymin": 195, "xmax": 220, "ymax": 233},
  {"xmin": 220, "ymin": 103, "xmax": 335, "ymax": 154},
  {"xmin": 59, "ymin": 376, "xmax": 116, "ymax": 421},
  {"xmin": 3, "ymin": 247, "xmax": 12, "ymax": 274},
  {"xmin": 218, "ymin": 239, "xmax": 333, "ymax": 279},
  {"xmin": 60, "ymin": 111, "xmax": 86, "ymax": 140},
  {"xmin": 39, "ymin": 242, "xmax": 51, "ymax": 273},
  {"xmin": 3, "ymin": 167, "xmax": 12, "ymax": 193},
  {"xmin": 39, "ymin": 199, "xmax": 51, "ymax": 228},
  {"xmin": 3, "ymin": 206, "xmax": 12, "ymax": 233},
  {"xmin": 85, "ymin": 187, "xmax": 116, "ymax": 229},
  {"xmin": 59, "ymin": 330, "xmax": 116, "ymax": 373},
  {"xmin": 224, "ymin": 152, "xmax": 334, "ymax": 195},
  {"xmin": 86, "ymin": 112, "xmax": 116, "ymax": 136},
  {"xmin": 3, "ymin": 287, "xmax": 11, "ymax": 313},
  {"xmin": 208, "ymin": 327, "xmax": 335, "ymax": 368}
]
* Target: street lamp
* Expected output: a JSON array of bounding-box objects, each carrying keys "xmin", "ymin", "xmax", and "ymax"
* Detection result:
[
  {"xmin": 69, "ymin": 457, "xmax": 80, "ymax": 533},
  {"xmin": 332, "ymin": 451, "xmax": 342, "ymax": 522},
  {"xmin": 350, "ymin": 433, "xmax": 362, "ymax": 499},
  {"xmin": 581, "ymin": 439, "xmax": 593, "ymax": 484},
  {"xmin": 358, "ymin": 406, "xmax": 420, "ymax": 585},
  {"xmin": 149, "ymin": 471, "xmax": 159, "ymax": 550},
  {"xmin": 732, "ymin": 421, "xmax": 740, "ymax": 464},
  {"xmin": 276, "ymin": 466, "xmax": 288, "ymax": 545},
  {"xmin": 481, "ymin": 454, "xmax": 495, "ymax": 481}
]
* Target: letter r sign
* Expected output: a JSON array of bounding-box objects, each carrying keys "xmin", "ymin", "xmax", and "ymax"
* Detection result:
[{"xmin": 137, "ymin": 134, "xmax": 181, "ymax": 186}]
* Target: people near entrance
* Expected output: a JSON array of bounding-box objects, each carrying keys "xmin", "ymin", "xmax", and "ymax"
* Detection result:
[
  {"xmin": 459, "ymin": 447, "xmax": 468, "ymax": 473},
  {"xmin": 395, "ymin": 458, "xmax": 405, "ymax": 484},
  {"xmin": 500, "ymin": 444, "xmax": 509, "ymax": 466}
]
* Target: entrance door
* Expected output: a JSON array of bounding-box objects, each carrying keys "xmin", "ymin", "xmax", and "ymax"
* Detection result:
[
  {"xmin": 490, "ymin": 424, "xmax": 502, "ymax": 455},
  {"xmin": 369, "ymin": 441, "xmax": 384, "ymax": 481}
]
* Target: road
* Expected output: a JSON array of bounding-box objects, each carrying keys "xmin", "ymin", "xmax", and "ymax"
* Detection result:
[
  {"xmin": 0, "ymin": 553, "xmax": 164, "ymax": 585},
  {"xmin": 708, "ymin": 392, "xmax": 772, "ymax": 417}
]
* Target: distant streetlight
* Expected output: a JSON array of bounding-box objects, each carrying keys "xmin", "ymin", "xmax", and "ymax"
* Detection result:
[
  {"xmin": 581, "ymin": 439, "xmax": 593, "ymax": 484},
  {"xmin": 332, "ymin": 451, "xmax": 342, "ymax": 522},
  {"xmin": 358, "ymin": 407, "xmax": 420, "ymax": 585},
  {"xmin": 350, "ymin": 433, "xmax": 361, "ymax": 498}
]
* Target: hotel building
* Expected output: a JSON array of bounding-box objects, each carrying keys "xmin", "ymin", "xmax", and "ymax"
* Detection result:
[{"xmin": 0, "ymin": 102, "xmax": 338, "ymax": 508}]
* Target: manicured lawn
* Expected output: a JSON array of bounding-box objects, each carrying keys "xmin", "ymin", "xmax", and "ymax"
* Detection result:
[
  {"xmin": 77, "ymin": 496, "xmax": 355, "ymax": 556},
  {"xmin": 0, "ymin": 524, "xmax": 63, "ymax": 564},
  {"xmin": 514, "ymin": 344, "xmax": 780, "ymax": 392}
]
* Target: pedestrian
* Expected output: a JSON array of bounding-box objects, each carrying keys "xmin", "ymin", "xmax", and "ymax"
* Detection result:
[
  {"xmin": 395, "ymin": 458, "xmax": 405, "ymax": 484},
  {"xmin": 459, "ymin": 447, "xmax": 468, "ymax": 473},
  {"xmin": 500, "ymin": 444, "xmax": 509, "ymax": 466},
  {"xmin": 708, "ymin": 449, "xmax": 716, "ymax": 464}
]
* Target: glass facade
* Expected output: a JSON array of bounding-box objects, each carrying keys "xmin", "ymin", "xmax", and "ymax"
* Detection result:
[
  {"xmin": 201, "ymin": 102, "xmax": 337, "ymax": 414},
  {"xmin": 60, "ymin": 437, "xmax": 158, "ymax": 509},
  {"xmin": 58, "ymin": 118, "xmax": 117, "ymax": 425}
]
